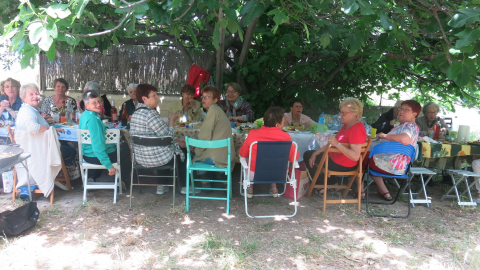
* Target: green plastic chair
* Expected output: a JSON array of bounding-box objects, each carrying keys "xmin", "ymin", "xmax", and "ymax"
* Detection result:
[{"xmin": 185, "ymin": 137, "xmax": 232, "ymax": 214}]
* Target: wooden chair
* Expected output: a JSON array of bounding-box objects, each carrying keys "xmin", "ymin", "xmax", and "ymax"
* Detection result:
[
  {"xmin": 8, "ymin": 126, "xmax": 72, "ymax": 204},
  {"xmin": 307, "ymin": 138, "xmax": 372, "ymax": 213}
]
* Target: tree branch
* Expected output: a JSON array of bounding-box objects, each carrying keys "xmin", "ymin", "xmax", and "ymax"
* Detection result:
[
  {"xmin": 108, "ymin": 0, "xmax": 149, "ymax": 9},
  {"xmin": 309, "ymin": 53, "xmax": 361, "ymax": 89},
  {"xmin": 62, "ymin": 8, "xmax": 134, "ymax": 37},
  {"xmin": 174, "ymin": 0, "xmax": 195, "ymax": 21}
]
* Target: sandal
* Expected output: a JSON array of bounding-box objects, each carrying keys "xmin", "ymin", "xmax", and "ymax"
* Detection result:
[
  {"xmin": 312, "ymin": 188, "xmax": 324, "ymax": 196},
  {"xmin": 378, "ymin": 191, "xmax": 393, "ymax": 201},
  {"xmin": 269, "ymin": 188, "xmax": 278, "ymax": 197},
  {"xmin": 349, "ymin": 189, "xmax": 365, "ymax": 200},
  {"xmin": 247, "ymin": 187, "xmax": 253, "ymax": 199}
]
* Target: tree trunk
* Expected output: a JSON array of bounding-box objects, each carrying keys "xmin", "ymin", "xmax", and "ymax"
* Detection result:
[
  {"xmin": 215, "ymin": 8, "xmax": 225, "ymax": 90},
  {"xmin": 236, "ymin": 17, "xmax": 259, "ymax": 94}
]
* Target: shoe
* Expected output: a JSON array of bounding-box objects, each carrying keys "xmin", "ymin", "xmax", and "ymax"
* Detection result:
[
  {"xmin": 156, "ymin": 186, "xmax": 165, "ymax": 195},
  {"xmin": 269, "ymin": 188, "xmax": 278, "ymax": 198},
  {"xmin": 247, "ymin": 187, "xmax": 253, "ymax": 199},
  {"xmin": 180, "ymin": 187, "xmax": 201, "ymax": 195},
  {"xmin": 54, "ymin": 181, "xmax": 69, "ymax": 191},
  {"xmin": 312, "ymin": 188, "xmax": 324, "ymax": 196},
  {"xmin": 378, "ymin": 191, "xmax": 393, "ymax": 201},
  {"xmin": 349, "ymin": 189, "xmax": 365, "ymax": 200}
]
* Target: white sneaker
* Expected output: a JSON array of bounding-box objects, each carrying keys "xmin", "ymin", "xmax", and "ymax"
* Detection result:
[
  {"xmin": 180, "ymin": 186, "xmax": 201, "ymax": 195},
  {"xmin": 156, "ymin": 186, "xmax": 170, "ymax": 195},
  {"xmin": 54, "ymin": 181, "xmax": 68, "ymax": 191}
]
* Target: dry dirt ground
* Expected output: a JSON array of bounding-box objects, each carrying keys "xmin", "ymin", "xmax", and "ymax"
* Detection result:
[{"xmin": 1, "ymin": 167, "xmax": 480, "ymax": 270}]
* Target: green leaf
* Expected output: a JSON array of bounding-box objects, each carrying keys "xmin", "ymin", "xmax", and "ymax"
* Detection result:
[
  {"xmin": 472, "ymin": 0, "xmax": 480, "ymax": 4},
  {"xmin": 454, "ymin": 28, "xmax": 480, "ymax": 48},
  {"xmin": 431, "ymin": 53, "xmax": 449, "ymax": 73},
  {"xmin": 28, "ymin": 22, "xmax": 44, "ymax": 44},
  {"xmin": 45, "ymin": 7, "xmax": 58, "ymax": 19},
  {"xmin": 319, "ymin": 35, "xmax": 330, "ymax": 48},
  {"xmin": 376, "ymin": 33, "xmax": 389, "ymax": 52},
  {"xmin": 267, "ymin": 9, "xmax": 289, "ymax": 26},
  {"xmin": 341, "ymin": 0, "xmax": 359, "ymax": 15},
  {"xmin": 448, "ymin": 9, "xmax": 480, "ymax": 28},
  {"xmin": 360, "ymin": 7, "xmax": 375, "ymax": 15},
  {"xmin": 111, "ymin": 35, "xmax": 119, "ymax": 46},
  {"xmin": 379, "ymin": 13, "xmax": 392, "ymax": 30},
  {"xmin": 84, "ymin": 37, "xmax": 96, "ymax": 47},
  {"xmin": 85, "ymin": 10, "xmax": 99, "ymax": 24},
  {"xmin": 45, "ymin": 42, "xmax": 56, "ymax": 61},
  {"xmin": 170, "ymin": 0, "xmax": 182, "ymax": 8},
  {"xmin": 46, "ymin": 21, "xmax": 58, "ymax": 39},
  {"xmin": 241, "ymin": 1, "xmax": 267, "ymax": 26},
  {"xmin": 75, "ymin": 0, "xmax": 89, "ymax": 18},
  {"xmin": 291, "ymin": 46, "xmax": 302, "ymax": 57},
  {"xmin": 447, "ymin": 59, "xmax": 476, "ymax": 86}
]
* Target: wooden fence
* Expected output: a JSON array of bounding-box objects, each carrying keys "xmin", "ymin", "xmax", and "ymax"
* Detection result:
[{"xmin": 39, "ymin": 45, "xmax": 214, "ymax": 94}]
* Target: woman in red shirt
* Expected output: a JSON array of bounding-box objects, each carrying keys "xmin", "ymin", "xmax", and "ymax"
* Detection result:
[
  {"xmin": 303, "ymin": 98, "xmax": 367, "ymax": 195},
  {"xmin": 239, "ymin": 107, "xmax": 299, "ymax": 198}
]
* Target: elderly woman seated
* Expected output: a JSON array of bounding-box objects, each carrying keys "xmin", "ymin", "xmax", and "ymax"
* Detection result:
[
  {"xmin": 303, "ymin": 98, "xmax": 367, "ymax": 195},
  {"xmin": 0, "ymin": 78, "xmax": 22, "ymax": 122},
  {"xmin": 169, "ymin": 84, "xmax": 203, "ymax": 123},
  {"xmin": 416, "ymin": 101, "xmax": 448, "ymax": 133},
  {"xmin": 368, "ymin": 100, "xmax": 421, "ymax": 200},
  {"xmin": 240, "ymin": 106, "xmax": 299, "ymax": 198},
  {"xmin": 79, "ymin": 90, "xmax": 117, "ymax": 181},
  {"xmin": 130, "ymin": 83, "xmax": 193, "ymax": 195},
  {"xmin": 194, "ymin": 86, "xmax": 235, "ymax": 167},
  {"xmin": 79, "ymin": 81, "xmax": 111, "ymax": 118},
  {"xmin": 15, "ymin": 83, "xmax": 78, "ymax": 199},
  {"xmin": 218, "ymin": 82, "xmax": 254, "ymax": 123},
  {"xmin": 119, "ymin": 83, "xmax": 139, "ymax": 121},
  {"xmin": 284, "ymin": 98, "xmax": 315, "ymax": 128},
  {"xmin": 40, "ymin": 78, "xmax": 77, "ymax": 116}
]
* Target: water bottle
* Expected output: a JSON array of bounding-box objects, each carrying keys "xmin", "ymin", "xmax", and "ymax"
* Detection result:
[
  {"xmin": 66, "ymin": 103, "xmax": 74, "ymax": 125},
  {"xmin": 317, "ymin": 112, "xmax": 325, "ymax": 132}
]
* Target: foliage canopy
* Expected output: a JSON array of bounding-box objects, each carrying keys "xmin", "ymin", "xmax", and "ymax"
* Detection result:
[{"xmin": 1, "ymin": 0, "xmax": 480, "ymax": 114}]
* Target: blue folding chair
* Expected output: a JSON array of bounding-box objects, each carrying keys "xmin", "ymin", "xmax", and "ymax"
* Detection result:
[
  {"xmin": 185, "ymin": 137, "xmax": 232, "ymax": 214},
  {"xmin": 365, "ymin": 141, "xmax": 416, "ymax": 218},
  {"xmin": 241, "ymin": 141, "xmax": 298, "ymax": 218}
]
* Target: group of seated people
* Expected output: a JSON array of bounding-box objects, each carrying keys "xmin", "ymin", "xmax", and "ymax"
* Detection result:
[{"xmin": 6, "ymin": 75, "xmax": 480, "ymax": 204}]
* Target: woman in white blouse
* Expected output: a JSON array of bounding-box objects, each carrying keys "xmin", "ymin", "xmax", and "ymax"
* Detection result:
[{"xmin": 16, "ymin": 84, "xmax": 79, "ymax": 192}]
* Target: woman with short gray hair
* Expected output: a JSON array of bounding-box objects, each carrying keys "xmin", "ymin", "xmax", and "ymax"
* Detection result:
[
  {"xmin": 415, "ymin": 101, "xmax": 448, "ymax": 133},
  {"xmin": 15, "ymin": 83, "xmax": 79, "ymax": 197},
  {"xmin": 119, "ymin": 83, "xmax": 139, "ymax": 121}
]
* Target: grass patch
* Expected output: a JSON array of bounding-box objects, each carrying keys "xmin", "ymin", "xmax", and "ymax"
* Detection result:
[
  {"xmin": 383, "ymin": 229, "xmax": 415, "ymax": 246},
  {"xmin": 256, "ymin": 222, "xmax": 274, "ymax": 232},
  {"xmin": 43, "ymin": 206, "xmax": 63, "ymax": 216}
]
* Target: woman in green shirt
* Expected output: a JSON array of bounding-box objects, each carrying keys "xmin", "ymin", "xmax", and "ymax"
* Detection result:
[{"xmin": 169, "ymin": 84, "xmax": 203, "ymax": 122}]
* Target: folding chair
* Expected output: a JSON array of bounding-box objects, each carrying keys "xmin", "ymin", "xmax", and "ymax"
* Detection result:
[
  {"xmin": 77, "ymin": 129, "xmax": 122, "ymax": 204},
  {"xmin": 240, "ymin": 141, "xmax": 298, "ymax": 218},
  {"xmin": 185, "ymin": 137, "xmax": 232, "ymax": 214},
  {"xmin": 440, "ymin": 169, "xmax": 479, "ymax": 206},
  {"xmin": 405, "ymin": 167, "xmax": 436, "ymax": 207},
  {"xmin": 307, "ymin": 139, "xmax": 372, "ymax": 213},
  {"xmin": 129, "ymin": 135, "xmax": 179, "ymax": 208},
  {"xmin": 365, "ymin": 142, "xmax": 416, "ymax": 218}
]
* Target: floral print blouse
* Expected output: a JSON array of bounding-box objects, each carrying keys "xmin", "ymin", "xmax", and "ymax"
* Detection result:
[
  {"xmin": 40, "ymin": 96, "xmax": 77, "ymax": 115},
  {"xmin": 373, "ymin": 122, "xmax": 419, "ymax": 175}
]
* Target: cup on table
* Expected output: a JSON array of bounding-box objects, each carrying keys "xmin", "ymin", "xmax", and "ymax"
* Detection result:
[
  {"xmin": 370, "ymin": 128, "xmax": 377, "ymax": 138},
  {"xmin": 256, "ymin": 120, "xmax": 263, "ymax": 129},
  {"xmin": 230, "ymin": 121, "xmax": 235, "ymax": 128}
]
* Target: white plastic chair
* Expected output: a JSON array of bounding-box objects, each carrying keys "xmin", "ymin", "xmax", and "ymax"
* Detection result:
[{"xmin": 77, "ymin": 129, "xmax": 122, "ymax": 204}]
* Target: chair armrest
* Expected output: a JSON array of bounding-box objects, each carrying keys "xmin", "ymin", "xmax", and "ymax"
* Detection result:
[{"xmin": 240, "ymin": 157, "xmax": 248, "ymax": 169}]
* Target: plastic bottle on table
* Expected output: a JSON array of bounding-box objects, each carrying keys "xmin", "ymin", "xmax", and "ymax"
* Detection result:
[{"xmin": 317, "ymin": 112, "xmax": 325, "ymax": 132}]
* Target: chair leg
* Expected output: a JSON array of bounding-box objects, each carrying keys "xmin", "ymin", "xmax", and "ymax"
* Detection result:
[
  {"xmin": 118, "ymin": 168, "xmax": 122, "ymax": 195},
  {"xmin": 60, "ymin": 157, "xmax": 73, "ymax": 191},
  {"xmin": 130, "ymin": 167, "xmax": 134, "ymax": 208},
  {"xmin": 50, "ymin": 188, "xmax": 54, "ymax": 204},
  {"xmin": 113, "ymin": 172, "xmax": 118, "ymax": 204},
  {"xmin": 186, "ymin": 169, "xmax": 190, "ymax": 212},
  {"xmin": 323, "ymin": 173, "xmax": 328, "ymax": 213},
  {"xmin": 12, "ymin": 166, "xmax": 17, "ymax": 203},
  {"xmin": 83, "ymin": 169, "xmax": 88, "ymax": 204},
  {"xmin": 307, "ymin": 165, "xmax": 322, "ymax": 197}
]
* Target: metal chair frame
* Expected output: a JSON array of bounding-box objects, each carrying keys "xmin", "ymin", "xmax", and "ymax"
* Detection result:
[
  {"xmin": 129, "ymin": 135, "xmax": 179, "ymax": 208},
  {"xmin": 365, "ymin": 141, "xmax": 416, "ymax": 218},
  {"xmin": 440, "ymin": 169, "xmax": 479, "ymax": 206},
  {"xmin": 241, "ymin": 141, "xmax": 298, "ymax": 218},
  {"xmin": 185, "ymin": 137, "xmax": 232, "ymax": 214}
]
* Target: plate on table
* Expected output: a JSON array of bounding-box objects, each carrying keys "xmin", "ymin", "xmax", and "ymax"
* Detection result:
[
  {"xmin": 175, "ymin": 122, "xmax": 189, "ymax": 128},
  {"xmin": 52, "ymin": 124, "xmax": 63, "ymax": 128}
]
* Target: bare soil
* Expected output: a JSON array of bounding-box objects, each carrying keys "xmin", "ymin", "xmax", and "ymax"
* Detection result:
[{"xmin": 1, "ymin": 167, "xmax": 480, "ymax": 270}]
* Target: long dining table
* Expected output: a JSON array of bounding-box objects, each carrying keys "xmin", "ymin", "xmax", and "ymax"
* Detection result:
[{"xmin": 414, "ymin": 141, "xmax": 480, "ymax": 170}]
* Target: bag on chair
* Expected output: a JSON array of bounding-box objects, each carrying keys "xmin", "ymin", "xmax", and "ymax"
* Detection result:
[{"xmin": 0, "ymin": 202, "xmax": 40, "ymax": 237}]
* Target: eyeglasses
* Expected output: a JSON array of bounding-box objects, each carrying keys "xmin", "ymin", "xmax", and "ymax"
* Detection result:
[
  {"xmin": 398, "ymin": 107, "xmax": 412, "ymax": 113},
  {"xmin": 201, "ymin": 95, "xmax": 212, "ymax": 99},
  {"xmin": 396, "ymin": 106, "xmax": 402, "ymax": 111},
  {"xmin": 339, "ymin": 111, "xmax": 352, "ymax": 116},
  {"xmin": 226, "ymin": 90, "xmax": 237, "ymax": 95}
]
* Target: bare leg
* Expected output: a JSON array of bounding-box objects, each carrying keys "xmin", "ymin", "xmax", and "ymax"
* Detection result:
[{"xmin": 371, "ymin": 175, "xmax": 391, "ymax": 199}]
